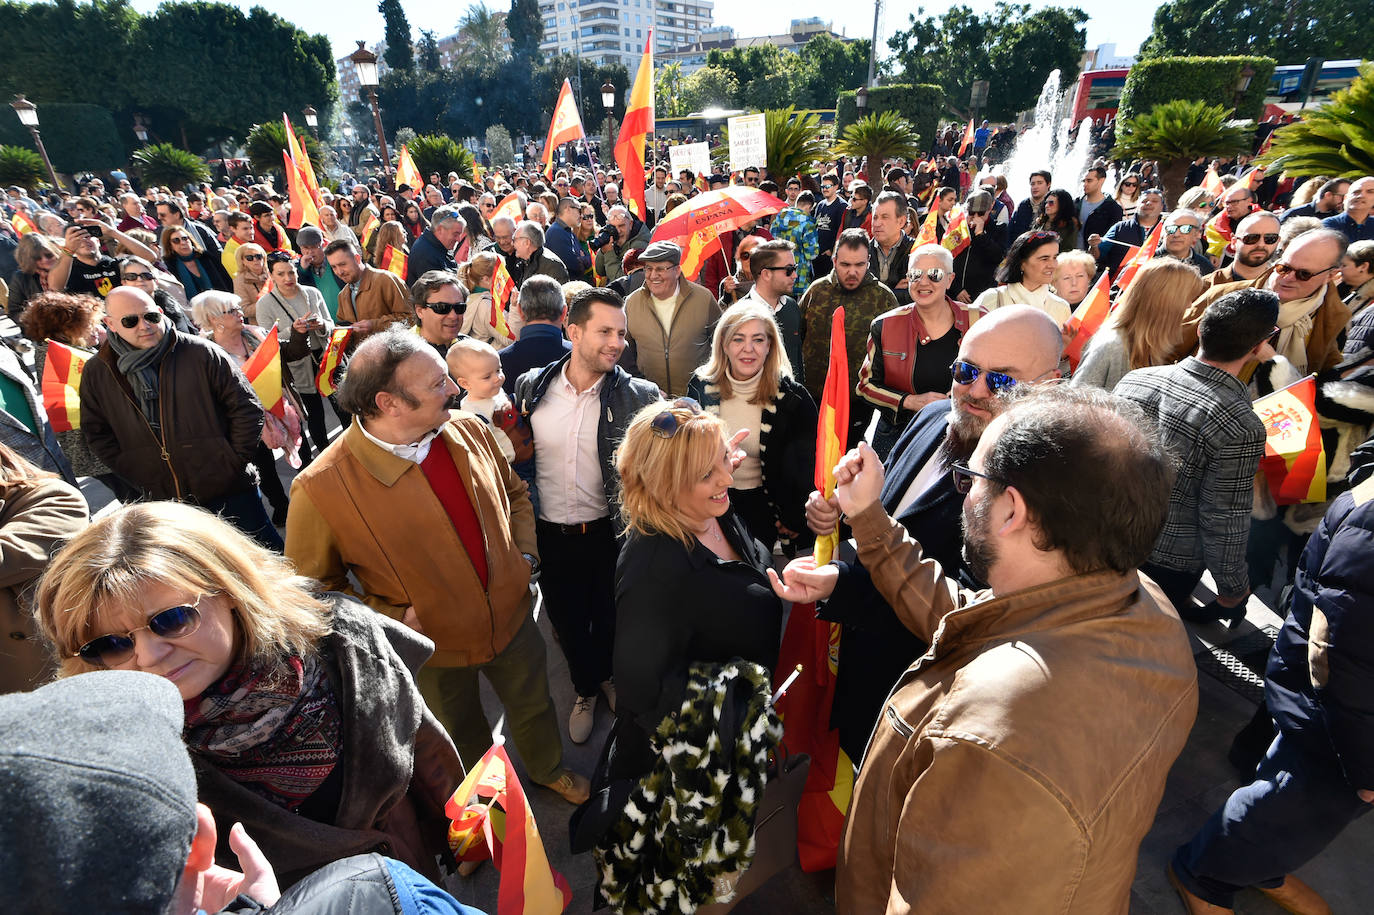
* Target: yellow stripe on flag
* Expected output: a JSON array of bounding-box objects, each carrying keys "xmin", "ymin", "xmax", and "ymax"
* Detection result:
[{"xmin": 241, "ymin": 327, "xmax": 284, "ymax": 418}]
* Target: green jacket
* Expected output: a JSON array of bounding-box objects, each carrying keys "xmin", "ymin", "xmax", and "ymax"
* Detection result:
[{"xmin": 799, "ymin": 271, "xmax": 899, "ymax": 402}]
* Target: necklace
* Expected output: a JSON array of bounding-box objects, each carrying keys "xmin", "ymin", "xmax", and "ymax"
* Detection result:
[{"xmin": 695, "ymin": 517, "xmax": 723, "ymax": 544}]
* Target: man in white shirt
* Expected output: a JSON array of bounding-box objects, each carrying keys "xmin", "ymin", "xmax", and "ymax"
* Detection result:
[{"xmin": 514, "ymin": 288, "xmax": 660, "ymax": 743}]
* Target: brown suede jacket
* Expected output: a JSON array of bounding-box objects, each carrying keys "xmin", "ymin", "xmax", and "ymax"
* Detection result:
[{"xmin": 336, "ymin": 264, "xmax": 413, "ymax": 330}]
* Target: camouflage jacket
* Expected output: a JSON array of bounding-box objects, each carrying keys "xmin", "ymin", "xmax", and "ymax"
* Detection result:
[{"xmin": 799, "ymin": 271, "xmax": 899, "ymax": 402}]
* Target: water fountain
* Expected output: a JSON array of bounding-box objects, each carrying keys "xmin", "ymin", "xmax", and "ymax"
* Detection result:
[{"xmin": 983, "ymin": 69, "xmax": 1105, "ymax": 201}]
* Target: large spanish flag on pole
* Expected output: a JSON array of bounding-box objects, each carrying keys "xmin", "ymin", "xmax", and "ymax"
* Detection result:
[
  {"xmin": 958, "ymin": 118, "xmax": 975, "ymax": 156},
  {"xmin": 615, "ymin": 31, "xmax": 654, "ymax": 221},
  {"xmin": 241, "ymin": 327, "xmax": 284, "ymax": 418},
  {"xmin": 281, "ymin": 151, "xmax": 321, "ymax": 230},
  {"xmin": 1254, "ymin": 375, "xmax": 1327, "ymax": 505},
  {"xmin": 41, "ymin": 340, "xmax": 91, "ymax": 432},
  {"xmin": 395, "ymin": 144, "xmax": 422, "ymax": 190},
  {"xmin": 541, "ymin": 79, "xmax": 586, "ymax": 179},
  {"xmin": 813, "ymin": 306, "xmax": 850, "ymax": 566},
  {"xmin": 283, "ymin": 114, "xmax": 323, "ymax": 208}
]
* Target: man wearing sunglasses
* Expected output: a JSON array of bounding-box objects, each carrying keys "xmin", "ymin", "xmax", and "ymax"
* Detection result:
[
  {"xmin": 80, "ymin": 286, "xmax": 274, "ymax": 545},
  {"xmin": 1208, "ymin": 211, "xmax": 1280, "ymax": 285},
  {"xmin": 410, "ymin": 269, "xmax": 468, "ymax": 361},
  {"xmin": 740, "ymin": 239, "xmax": 805, "ymax": 380},
  {"xmin": 801, "ymin": 305, "xmax": 1063, "ymax": 763},
  {"xmin": 1205, "ymin": 184, "xmax": 1260, "ymax": 258},
  {"xmin": 773, "ymin": 384, "xmax": 1194, "ymax": 915}
]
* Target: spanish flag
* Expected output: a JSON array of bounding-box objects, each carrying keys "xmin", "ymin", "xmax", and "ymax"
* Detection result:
[
  {"xmin": 541, "ymin": 79, "xmax": 586, "ymax": 179},
  {"xmin": 1063, "ymin": 270, "xmax": 1113, "ymax": 372},
  {"xmin": 282, "ymin": 148, "xmax": 319, "ymax": 230},
  {"xmin": 958, "ymin": 118, "xmax": 975, "ymax": 156},
  {"xmin": 813, "ymin": 306, "xmax": 850, "ymax": 566},
  {"xmin": 41, "ymin": 340, "xmax": 91, "ymax": 433},
  {"xmin": 491, "ymin": 257, "xmax": 516, "ymax": 339},
  {"xmin": 915, "ymin": 207, "xmax": 939, "ymax": 246},
  {"xmin": 283, "ymin": 114, "xmax": 323, "ymax": 208},
  {"xmin": 241, "ymin": 327, "xmax": 284, "ymax": 418},
  {"xmin": 379, "ymin": 244, "xmax": 408, "ymax": 279},
  {"xmin": 315, "ymin": 326, "xmax": 353, "ymax": 397},
  {"xmin": 941, "ymin": 205, "xmax": 971, "ymax": 258},
  {"xmin": 615, "ymin": 31, "xmax": 654, "ymax": 221},
  {"xmin": 10, "ymin": 210, "xmax": 37, "ymax": 236},
  {"xmin": 1113, "ymin": 220, "xmax": 1164, "ymax": 291},
  {"xmin": 358, "ymin": 210, "xmax": 379, "ymax": 250},
  {"xmin": 493, "ymin": 191, "xmax": 523, "ymax": 222},
  {"xmin": 679, "ymin": 226, "xmax": 722, "ymax": 283},
  {"xmin": 1202, "ymin": 165, "xmax": 1225, "ymax": 201},
  {"xmin": 446, "ymin": 742, "xmax": 573, "ymax": 914},
  {"xmin": 1254, "ymin": 375, "xmax": 1327, "ymax": 505},
  {"xmin": 395, "ymin": 144, "xmax": 422, "ymax": 191}
]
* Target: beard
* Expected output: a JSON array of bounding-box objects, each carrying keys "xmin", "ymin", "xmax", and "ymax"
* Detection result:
[
  {"xmin": 937, "ymin": 395, "xmax": 993, "ymax": 465},
  {"xmin": 961, "ymin": 489, "xmax": 997, "ymax": 587}
]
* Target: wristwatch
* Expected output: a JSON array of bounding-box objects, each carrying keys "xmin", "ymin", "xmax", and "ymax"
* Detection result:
[{"xmin": 522, "ymin": 552, "xmax": 540, "ymax": 575}]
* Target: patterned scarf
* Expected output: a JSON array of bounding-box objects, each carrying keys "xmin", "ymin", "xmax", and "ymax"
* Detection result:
[{"xmin": 184, "ymin": 653, "xmax": 342, "ymax": 811}]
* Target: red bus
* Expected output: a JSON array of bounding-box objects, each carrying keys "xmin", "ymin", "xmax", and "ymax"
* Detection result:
[{"xmin": 1072, "ymin": 68, "xmax": 1130, "ymax": 126}]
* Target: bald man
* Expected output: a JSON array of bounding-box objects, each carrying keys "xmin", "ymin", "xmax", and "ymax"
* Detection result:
[
  {"xmin": 79, "ymin": 286, "xmax": 275, "ymax": 546},
  {"xmin": 802, "ymin": 305, "xmax": 1065, "ymax": 761},
  {"xmin": 1208, "ymin": 211, "xmax": 1280, "ymax": 285}
]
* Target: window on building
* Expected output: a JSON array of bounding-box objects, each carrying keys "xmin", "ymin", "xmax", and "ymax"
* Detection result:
[{"xmin": 636, "ymin": 28, "xmax": 641, "ymax": 36}]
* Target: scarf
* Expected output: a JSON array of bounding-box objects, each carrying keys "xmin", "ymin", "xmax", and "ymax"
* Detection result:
[
  {"xmin": 110, "ymin": 326, "xmax": 174, "ymax": 429},
  {"xmin": 1275, "ymin": 289, "xmax": 1326, "ymax": 374},
  {"xmin": 173, "ymin": 253, "xmax": 213, "ymax": 297},
  {"xmin": 184, "ymin": 653, "xmax": 342, "ymax": 811}
]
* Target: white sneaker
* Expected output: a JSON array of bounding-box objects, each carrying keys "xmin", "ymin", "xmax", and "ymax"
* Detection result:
[
  {"xmin": 600, "ymin": 678, "xmax": 617, "ymax": 713},
  {"xmin": 569, "ymin": 694, "xmax": 596, "ymax": 744}
]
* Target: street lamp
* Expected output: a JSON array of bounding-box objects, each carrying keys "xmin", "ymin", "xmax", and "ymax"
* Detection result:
[
  {"xmin": 855, "ymin": 86, "xmax": 869, "ymax": 112},
  {"xmin": 302, "ymin": 105, "xmax": 319, "ymax": 139},
  {"xmin": 9, "ymin": 95, "xmax": 62, "ymax": 193},
  {"xmin": 133, "ymin": 114, "xmax": 148, "ymax": 145},
  {"xmin": 601, "ymin": 80, "xmax": 617, "ymax": 156},
  {"xmin": 348, "ymin": 41, "xmax": 391, "ymax": 180}
]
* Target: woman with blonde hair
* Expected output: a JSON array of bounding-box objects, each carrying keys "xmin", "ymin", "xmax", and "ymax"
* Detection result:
[
  {"xmin": 1071, "ymin": 258, "xmax": 1205, "ymax": 391},
  {"xmin": 231, "ymin": 242, "xmax": 268, "ymax": 321},
  {"xmin": 33, "ymin": 501, "xmax": 462, "ymax": 888},
  {"xmin": 457, "ymin": 250, "xmax": 519, "ymax": 345},
  {"xmin": 6, "ymin": 232, "xmax": 60, "ymax": 320},
  {"xmin": 1052, "ymin": 249, "xmax": 1099, "ymax": 308},
  {"xmin": 690, "ymin": 302, "xmax": 817, "ymax": 551},
  {"xmin": 367, "ymin": 220, "xmax": 408, "ymax": 268}
]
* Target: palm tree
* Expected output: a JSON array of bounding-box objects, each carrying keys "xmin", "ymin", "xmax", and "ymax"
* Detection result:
[
  {"xmin": 1259, "ymin": 63, "xmax": 1374, "ymax": 179},
  {"xmin": 245, "ymin": 121, "xmax": 325, "ymax": 181},
  {"xmin": 1112, "ymin": 99, "xmax": 1251, "ymax": 205},
  {"xmin": 832, "ymin": 111, "xmax": 923, "ymax": 176},
  {"xmin": 407, "ymin": 134, "xmax": 474, "ymax": 181},
  {"xmin": 456, "ymin": 4, "xmax": 509, "ymax": 73},
  {"xmin": 0, "ymin": 146, "xmax": 47, "ymax": 190},
  {"xmin": 655, "ymin": 61, "xmax": 686, "ymax": 117},
  {"xmin": 133, "ymin": 143, "xmax": 211, "ymax": 188}
]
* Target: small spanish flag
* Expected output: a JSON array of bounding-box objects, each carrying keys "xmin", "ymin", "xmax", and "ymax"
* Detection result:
[
  {"xmin": 492, "ymin": 191, "xmax": 523, "ymax": 222},
  {"xmin": 395, "ymin": 144, "xmax": 422, "ymax": 191},
  {"xmin": 1114, "ymin": 220, "xmax": 1165, "ymax": 292},
  {"xmin": 813, "ymin": 306, "xmax": 850, "ymax": 566},
  {"xmin": 958, "ymin": 118, "xmax": 975, "ymax": 156},
  {"xmin": 315, "ymin": 326, "xmax": 353, "ymax": 397},
  {"xmin": 379, "ymin": 244, "xmax": 408, "ymax": 279},
  {"xmin": 941, "ymin": 205, "xmax": 971, "ymax": 258},
  {"xmin": 41, "ymin": 340, "xmax": 91, "ymax": 433},
  {"xmin": 241, "ymin": 327, "xmax": 284, "ymax": 418},
  {"xmin": 915, "ymin": 207, "xmax": 939, "ymax": 246},
  {"xmin": 491, "ymin": 257, "xmax": 516, "ymax": 340},
  {"xmin": 1202, "ymin": 165, "xmax": 1225, "ymax": 201},
  {"xmin": 10, "ymin": 210, "xmax": 38, "ymax": 236},
  {"xmin": 1063, "ymin": 270, "xmax": 1113, "ymax": 372},
  {"xmin": 1254, "ymin": 375, "xmax": 1327, "ymax": 505},
  {"xmin": 358, "ymin": 210, "xmax": 379, "ymax": 250}
]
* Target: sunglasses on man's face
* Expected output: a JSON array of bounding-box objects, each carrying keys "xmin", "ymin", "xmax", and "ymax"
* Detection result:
[
  {"xmin": 1165, "ymin": 224, "xmax": 1199, "ymax": 236},
  {"xmin": 1238, "ymin": 233, "xmax": 1280, "ymax": 246},
  {"xmin": 1273, "ymin": 261, "xmax": 1338, "ymax": 283},
  {"xmin": 951, "ymin": 463, "xmax": 1004, "ymax": 495},
  {"xmin": 950, "ymin": 359, "xmax": 1018, "ymax": 393},
  {"xmin": 75, "ymin": 594, "xmax": 209, "ymax": 667},
  {"xmin": 118, "ymin": 311, "xmax": 162, "ymax": 329},
  {"xmin": 423, "ymin": 298, "xmax": 467, "ymax": 315},
  {"xmin": 760, "ymin": 264, "xmax": 797, "ymax": 276}
]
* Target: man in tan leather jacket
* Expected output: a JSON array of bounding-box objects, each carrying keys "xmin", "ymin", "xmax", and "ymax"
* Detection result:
[{"xmin": 771, "ymin": 384, "xmax": 1198, "ymax": 914}]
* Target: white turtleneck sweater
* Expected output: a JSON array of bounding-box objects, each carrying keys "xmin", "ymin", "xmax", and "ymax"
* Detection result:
[{"xmin": 717, "ymin": 369, "xmax": 765, "ymax": 490}]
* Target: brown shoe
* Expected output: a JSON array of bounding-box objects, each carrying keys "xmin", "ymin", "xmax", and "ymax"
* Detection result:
[
  {"xmin": 539, "ymin": 769, "xmax": 590, "ymax": 805},
  {"xmin": 1167, "ymin": 864, "xmax": 1233, "ymax": 913},
  {"xmin": 1256, "ymin": 876, "xmax": 1333, "ymax": 915}
]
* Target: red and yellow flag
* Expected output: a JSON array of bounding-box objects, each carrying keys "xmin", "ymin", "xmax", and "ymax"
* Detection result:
[
  {"xmin": 358, "ymin": 210, "xmax": 379, "ymax": 250},
  {"xmin": 941, "ymin": 205, "xmax": 971, "ymax": 258},
  {"xmin": 282, "ymin": 134, "xmax": 320, "ymax": 231},
  {"xmin": 446, "ymin": 742, "xmax": 573, "ymax": 914},
  {"xmin": 492, "ymin": 191, "xmax": 523, "ymax": 223},
  {"xmin": 615, "ymin": 31, "xmax": 654, "ymax": 221},
  {"xmin": 1202, "ymin": 165, "xmax": 1225, "ymax": 201},
  {"xmin": 915, "ymin": 207, "xmax": 939, "ymax": 246},
  {"xmin": 41, "ymin": 340, "xmax": 91, "ymax": 433},
  {"xmin": 958, "ymin": 118, "xmax": 975, "ymax": 156},
  {"xmin": 541, "ymin": 79, "xmax": 586, "ymax": 179},
  {"xmin": 679, "ymin": 226, "xmax": 722, "ymax": 283},
  {"xmin": 395, "ymin": 144, "xmax": 422, "ymax": 190},
  {"xmin": 315, "ymin": 326, "xmax": 354, "ymax": 397},
  {"xmin": 813, "ymin": 306, "xmax": 850, "ymax": 566},
  {"xmin": 283, "ymin": 114, "xmax": 323, "ymax": 207},
  {"xmin": 241, "ymin": 327, "xmax": 284, "ymax": 418},
  {"xmin": 379, "ymin": 243, "xmax": 408, "ymax": 279},
  {"xmin": 10, "ymin": 210, "xmax": 38, "ymax": 236},
  {"xmin": 492, "ymin": 257, "xmax": 516, "ymax": 340},
  {"xmin": 1063, "ymin": 270, "xmax": 1113, "ymax": 372},
  {"xmin": 1114, "ymin": 220, "xmax": 1165, "ymax": 292},
  {"xmin": 1243, "ymin": 164, "xmax": 1267, "ymax": 192},
  {"xmin": 1254, "ymin": 376, "xmax": 1327, "ymax": 505}
]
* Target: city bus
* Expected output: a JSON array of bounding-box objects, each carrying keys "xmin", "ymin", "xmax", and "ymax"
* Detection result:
[
  {"xmin": 1267, "ymin": 59, "xmax": 1362, "ymax": 106},
  {"xmin": 1071, "ymin": 68, "xmax": 1130, "ymax": 126}
]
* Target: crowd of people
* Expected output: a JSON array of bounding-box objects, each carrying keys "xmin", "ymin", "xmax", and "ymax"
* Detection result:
[{"xmin": 0, "ymin": 134, "xmax": 1371, "ymax": 915}]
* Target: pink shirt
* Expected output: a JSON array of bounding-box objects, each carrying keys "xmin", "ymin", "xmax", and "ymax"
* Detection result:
[{"xmin": 530, "ymin": 365, "xmax": 607, "ymax": 524}]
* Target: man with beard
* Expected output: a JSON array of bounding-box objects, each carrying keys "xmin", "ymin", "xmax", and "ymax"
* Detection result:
[
  {"xmin": 802, "ymin": 305, "xmax": 1063, "ymax": 762},
  {"xmin": 772, "ymin": 384, "xmax": 1197, "ymax": 913},
  {"xmin": 1207, "ymin": 211, "xmax": 1280, "ymax": 286}
]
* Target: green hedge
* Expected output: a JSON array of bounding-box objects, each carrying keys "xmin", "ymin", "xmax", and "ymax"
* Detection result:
[
  {"xmin": 1117, "ymin": 56, "xmax": 1276, "ymax": 123},
  {"xmin": 836, "ymin": 84, "xmax": 945, "ymax": 155},
  {"xmin": 0, "ymin": 103, "xmax": 127, "ymax": 174}
]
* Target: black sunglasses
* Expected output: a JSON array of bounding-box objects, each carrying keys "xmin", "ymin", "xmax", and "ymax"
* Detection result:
[
  {"xmin": 1273, "ymin": 261, "xmax": 1339, "ymax": 283},
  {"xmin": 121, "ymin": 271, "xmax": 154, "ymax": 282},
  {"xmin": 74, "ymin": 593, "xmax": 210, "ymax": 667},
  {"xmin": 243, "ymin": 254, "xmax": 264, "ymax": 262},
  {"xmin": 1238, "ymin": 233, "xmax": 1280, "ymax": 246},
  {"xmin": 951, "ymin": 463, "xmax": 1003, "ymax": 495},
  {"xmin": 650, "ymin": 397, "xmax": 703, "ymax": 438},
  {"xmin": 761, "ymin": 264, "xmax": 797, "ymax": 276},
  {"xmin": 423, "ymin": 298, "xmax": 467, "ymax": 315},
  {"xmin": 118, "ymin": 311, "xmax": 162, "ymax": 329},
  {"xmin": 950, "ymin": 360, "xmax": 1018, "ymax": 393}
]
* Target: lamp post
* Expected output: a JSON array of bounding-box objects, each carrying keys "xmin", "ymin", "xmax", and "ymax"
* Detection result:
[
  {"xmin": 133, "ymin": 113, "xmax": 149, "ymax": 145},
  {"xmin": 855, "ymin": 85, "xmax": 869, "ymax": 113},
  {"xmin": 601, "ymin": 80, "xmax": 617, "ymax": 156},
  {"xmin": 9, "ymin": 95, "xmax": 62, "ymax": 192},
  {"xmin": 1234, "ymin": 63, "xmax": 1257, "ymax": 112},
  {"xmin": 302, "ymin": 105, "xmax": 319, "ymax": 139},
  {"xmin": 348, "ymin": 42, "xmax": 391, "ymax": 180}
]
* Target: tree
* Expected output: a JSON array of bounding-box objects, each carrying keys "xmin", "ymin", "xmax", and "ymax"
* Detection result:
[
  {"xmin": 486, "ymin": 125, "xmax": 515, "ymax": 166},
  {"xmin": 506, "ymin": 0, "xmax": 544, "ymax": 64},
  {"xmin": 1259, "ymin": 63, "xmax": 1374, "ymax": 179},
  {"xmin": 656, "ymin": 62, "xmax": 686, "ymax": 117},
  {"xmin": 1112, "ymin": 99, "xmax": 1250, "ymax": 204},
  {"xmin": 407, "ymin": 134, "xmax": 474, "ymax": 181},
  {"xmin": 833, "ymin": 111, "xmax": 924, "ymax": 171},
  {"xmin": 378, "ymin": 0, "xmax": 414, "ymax": 71},
  {"xmin": 456, "ymin": 3, "xmax": 510, "ymax": 72},
  {"xmin": 795, "ymin": 35, "xmax": 871, "ymax": 110},
  {"xmin": 706, "ymin": 45, "xmax": 807, "ymax": 110},
  {"xmin": 887, "ymin": 3, "xmax": 1087, "ymax": 121},
  {"xmin": 133, "ymin": 142, "xmax": 211, "ymax": 188},
  {"xmin": 0, "ymin": 146, "xmax": 47, "ymax": 191},
  {"xmin": 417, "ymin": 30, "xmax": 441, "ymax": 71},
  {"xmin": 678, "ymin": 66, "xmax": 740, "ymax": 113},
  {"xmin": 1139, "ymin": 0, "xmax": 1374, "ymax": 62}
]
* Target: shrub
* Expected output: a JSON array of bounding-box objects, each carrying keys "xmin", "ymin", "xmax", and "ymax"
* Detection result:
[
  {"xmin": 836, "ymin": 84, "xmax": 945, "ymax": 156},
  {"xmin": 0, "ymin": 103, "xmax": 125, "ymax": 173},
  {"xmin": 1117, "ymin": 56, "xmax": 1276, "ymax": 123},
  {"xmin": 833, "ymin": 111, "xmax": 924, "ymax": 172},
  {"xmin": 132, "ymin": 143, "xmax": 211, "ymax": 189},
  {"xmin": 407, "ymin": 134, "xmax": 474, "ymax": 182},
  {"xmin": 1113, "ymin": 99, "xmax": 1251, "ymax": 203},
  {"xmin": 246, "ymin": 121, "xmax": 324, "ymax": 179},
  {"xmin": 0, "ymin": 145, "xmax": 47, "ymax": 190}
]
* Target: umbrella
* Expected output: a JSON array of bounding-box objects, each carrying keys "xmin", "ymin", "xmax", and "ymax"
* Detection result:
[{"xmin": 649, "ymin": 186, "xmax": 787, "ymax": 247}]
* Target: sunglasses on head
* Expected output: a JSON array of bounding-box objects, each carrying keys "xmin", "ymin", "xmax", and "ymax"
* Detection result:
[
  {"xmin": 1165, "ymin": 224, "xmax": 1199, "ymax": 235},
  {"xmin": 75, "ymin": 593, "xmax": 211, "ymax": 667},
  {"xmin": 951, "ymin": 463, "xmax": 1004, "ymax": 495},
  {"xmin": 649, "ymin": 397, "xmax": 703, "ymax": 438},
  {"xmin": 118, "ymin": 311, "xmax": 162, "ymax": 329},
  {"xmin": 1238, "ymin": 233, "xmax": 1280, "ymax": 246},
  {"xmin": 908, "ymin": 267, "xmax": 948, "ymax": 283},
  {"xmin": 761, "ymin": 264, "xmax": 797, "ymax": 276},
  {"xmin": 950, "ymin": 359, "xmax": 1018, "ymax": 393},
  {"xmin": 423, "ymin": 298, "xmax": 467, "ymax": 315},
  {"xmin": 1273, "ymin": 261, "xmax": 1338, "ymax": 282}
]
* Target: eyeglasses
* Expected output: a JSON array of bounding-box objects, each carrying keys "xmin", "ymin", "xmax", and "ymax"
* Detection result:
[
  {"xmin": 649, "ymin": 397, "xmax": 703, "ymax": 438},
  {"xmin": 950, "ymin": 463, "xmax": 1004, "ymax": 495},
  {"xmin": 1273, "ymin": 261, "xmax": 1339, "ymax": 282},
  {"xmin": 423, "ymin": 298, "xmax": 467, "ymax": 315},
  {"xmin": 908, "ymin": 267, "xmax": 948, "ymax": 283},
  {"xmin": 761, "ymin": 264, "xmax": 797, "ymax": 276},
  {"xmin": 121, "ymin": 272, "xmax": 154, "ymax": 282},
  {"xmin": 243, "ymin": 254, "xmax": 264, "ymax": 262},
  {"xmin": 822, "ymin": 184, "xmax": 837, "ymax": 191},
  {"xmin": 482, "ymin": 203, "xmax": 496, "ymax": 210},
  {"xmin": 950, "ymin": 359, "xmax": 1019, "ymax": 393},
  {"xmin": 1238, "ymin": 233, "xmax": 1280, "ymax": 245},
  {"xmin": 222, "ymin": 305, "xmax": 244, "ymax": 315},
  {"xmin": 118, "ymin": 311, "xmax": 162, "ymax": 329},
  {"xmin": 74, "ymin": 593, "xmax": 211, "ymax": 667},
  {"xmin": 581, "ymin": 215, "xmax": 595, "ymax": 221},
  {"xmin": 1164, "ymin": 224, "xmax": 1199, "ymax": 235}
]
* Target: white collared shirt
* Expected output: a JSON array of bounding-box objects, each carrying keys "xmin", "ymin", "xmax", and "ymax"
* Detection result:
[
  {"xmin": 893, "ymin": 448, "xmax": 949, "ymax": 519},
  {"xmin": 358, "ymin": 419, "xmax": 441, "ymax": 465},
  {"xmin": 530, "ymin": 365, "xmax": 608, "ymax": 524}
]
